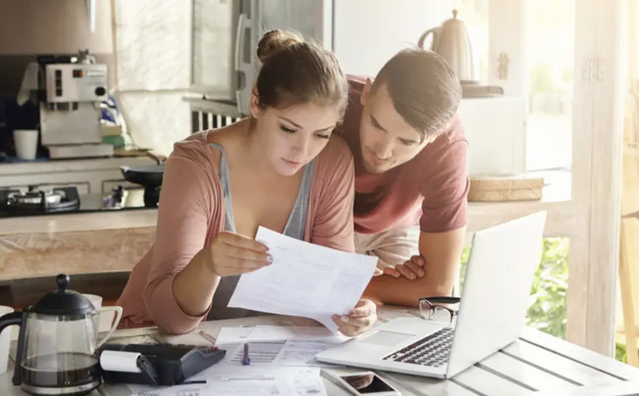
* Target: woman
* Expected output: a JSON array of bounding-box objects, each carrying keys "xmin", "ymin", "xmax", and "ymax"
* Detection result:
[{"xmin": 117, "ymin": 30, "xmax": 377, "ymax": 336}]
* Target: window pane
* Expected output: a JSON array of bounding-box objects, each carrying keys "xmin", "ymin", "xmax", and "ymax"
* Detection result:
[{"xmin": 526, "ymin": 0, "xmax": 575, "ymax": 172}]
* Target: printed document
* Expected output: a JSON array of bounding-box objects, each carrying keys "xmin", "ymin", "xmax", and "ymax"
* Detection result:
[
  {"xmin": 273, "ymin": 339, "xmax": 343, "ymax": 367},
  {"xmin": 126, "ymin": 367, "xmax": 325, "ymax": 396},
  {"xmin": 215, "ymin": 325, "xmax": 349, "ymax": 345},
  {"xmin": 228, "ymin": 227, "xmax": 378, "ymax": 331}
]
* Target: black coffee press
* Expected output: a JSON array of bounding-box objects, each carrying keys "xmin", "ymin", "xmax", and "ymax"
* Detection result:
[{"xmin": 0, "ymin": 274, "xmax": 103, "ymax": 396}]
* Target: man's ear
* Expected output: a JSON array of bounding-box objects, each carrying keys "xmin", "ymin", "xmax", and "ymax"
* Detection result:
[
  {"xmin": 361, "ymin": 78, "xmax": 373, "ymax": 107},
  {"xmin": 249, "ymin": 87, "xmax": 261, "ymax": 118}
]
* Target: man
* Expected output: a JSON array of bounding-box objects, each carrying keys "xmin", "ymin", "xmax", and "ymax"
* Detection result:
[{"xmin": 336, "ymin": 48, "xmax": 469, "ymax": 307}]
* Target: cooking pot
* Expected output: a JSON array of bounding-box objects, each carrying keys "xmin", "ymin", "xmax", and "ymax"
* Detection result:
[
  {"xmin": 120, "ymin": 152, "xmax": 165, "ymax": 207},
  {"xmin": 120, "ymin": 163, "xmax": 164, "ymax": 187}
]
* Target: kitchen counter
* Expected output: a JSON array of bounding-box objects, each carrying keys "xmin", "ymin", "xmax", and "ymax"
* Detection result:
[
  {"xmin": 0, "ymin": 209, "xmax": 157, "ymax": 282},
  {"xmin": 0, "ymin": 209, "xmax": 157, "ymax": 235},
  {"xmin": 0, "ymin": 169, "xmax": 575, "ymax": 282}
]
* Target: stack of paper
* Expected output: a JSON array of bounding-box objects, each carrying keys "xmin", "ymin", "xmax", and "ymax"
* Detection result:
[
  {"xmin": 127, "ymin": 367, "xmax": 325, "ymax": 396},
  {"xmin": 125, "ymin": 326, "xmax": 345, "ymax": 396},
  {"xmin": 196, "ymin": 325, "xmax": 348, "ymax": 373},
  {"xmin": 229, "ymin": 227, "xmax": 378, "ymax": 332},
  {"xmin": 215, "ymin": 325, "xmax": 348, "ymax": 345}
]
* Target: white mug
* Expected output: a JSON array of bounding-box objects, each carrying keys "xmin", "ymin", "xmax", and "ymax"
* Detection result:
[
  {"xmin": 83, "ymin": 294, "xmax": 123, "ymax": 346},
  {"xmin": 0, "ymin": 305, "xmax": 14, "ymax": 375},
  {"xmin": 13, "ymin": 129, "xmax": 38, "ymax": 160}
]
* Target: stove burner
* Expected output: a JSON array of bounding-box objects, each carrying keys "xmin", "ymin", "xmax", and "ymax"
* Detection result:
[{"xmin": 0, "ymin": 186, "xmax": 80, "ymax": 215}]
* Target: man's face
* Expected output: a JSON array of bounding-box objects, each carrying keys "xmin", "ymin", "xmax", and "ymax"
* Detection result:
[{"xmin": 359, "ymin": 80, "xmax": 431, "ymax": 175}]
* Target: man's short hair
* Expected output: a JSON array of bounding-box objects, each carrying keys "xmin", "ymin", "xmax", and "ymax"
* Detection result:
[{"xmin": 372, "ymin": 49, "xmax": 462, "ymax": 141}]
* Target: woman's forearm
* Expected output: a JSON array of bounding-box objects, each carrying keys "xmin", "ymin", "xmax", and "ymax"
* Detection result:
[{"xmin": 172, "ymin": 248, "xmax": 221, "ymax": 317}]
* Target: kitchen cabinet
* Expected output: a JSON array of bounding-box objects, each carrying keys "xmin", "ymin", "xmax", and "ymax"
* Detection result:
[{"xmin": 0, "ymin": 157, "xmax": 155, "ymax": 194}]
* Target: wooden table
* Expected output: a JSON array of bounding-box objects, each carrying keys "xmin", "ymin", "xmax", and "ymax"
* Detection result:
[{"xmin": 2, "ymin": 307, "xmax": 639, "ymax": 396}]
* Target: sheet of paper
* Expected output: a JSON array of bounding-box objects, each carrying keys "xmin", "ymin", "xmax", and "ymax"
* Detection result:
[
  {"xmin": 216, "ymin": 325, "xmax": 349, "ymax": 345},
  {"xmin": 129, "ymin": 367, "xmax": 325, "ymax": 396},
  {"xmin": 214, "ymin": 327, "xmax": 256, "ymax": 344},
  {"xmin": 126, "ymin": 383, "xmax": 206, "ymax": 396},
  {"xmin": 228, "ymin": 227, "xmax": 378, "ymax": 332},
  {"xmin": 273, "ymin": 339, "xmax": 343, "ymax": 367},
  {"xmin": 206, "ymin": 371, "xmax": 293, "ymax": 396},
  {"xmin": 289, "ymin": 367, "xmax": 327, "ymax": 396},
  {"xmin": 215, "ymin": 325, "xmax": 298, "ymax": 345},
  {"xmin": 225, "ymin": 341, "xmax": 286, "ymax": 365},
  {"xmin": 191, "ymin": 341, "xmax": 287, "ymax": 381},
  {"xmin": 127, "ymin": 375, "xmax": 292, "ymax": 396},
  {"xmin": 206, "ymin": 367, "xmax": 324, "ymax": 396}
]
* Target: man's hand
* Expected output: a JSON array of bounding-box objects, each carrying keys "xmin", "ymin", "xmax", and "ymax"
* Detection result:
[
  {"xmin": 364, "ymin": 228, "xmax": 466, "ymax": 307},
  {"xmin": 383, "ymin": 255, "xmax": 426, "ymax": 280},
  {"xmin": 332, "ymin": 299, "xmax": 377, "ymax": 336}
]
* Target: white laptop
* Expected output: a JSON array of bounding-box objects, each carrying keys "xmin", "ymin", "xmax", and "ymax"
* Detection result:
[{"xmin": 315, "ymin": 211, "xmax": 547, "ymax": 379}]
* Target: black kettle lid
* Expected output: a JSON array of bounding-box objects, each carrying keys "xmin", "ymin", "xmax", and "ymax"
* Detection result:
[{"xmin": 31, "ymin": 274, "xmax": 96, "ymax": 316}]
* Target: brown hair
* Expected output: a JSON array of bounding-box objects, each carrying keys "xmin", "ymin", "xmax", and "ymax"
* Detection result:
[
  {"xmin": 255, "ymin": 30, "xmax": 348, "ymax": 119},
  {"xmin": 372, "ymin": 48, "xmax": 462, "ymax": 141}
]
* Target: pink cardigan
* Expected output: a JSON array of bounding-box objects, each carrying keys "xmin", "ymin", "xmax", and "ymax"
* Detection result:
[{"xmin": 117, "ymin": 131, "xmax": 355, "ymax": 334}]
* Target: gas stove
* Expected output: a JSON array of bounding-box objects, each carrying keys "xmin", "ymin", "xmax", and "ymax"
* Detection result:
[{"xmin": 0, "ymin": 185, "xmax": 157, "ymax": 218}]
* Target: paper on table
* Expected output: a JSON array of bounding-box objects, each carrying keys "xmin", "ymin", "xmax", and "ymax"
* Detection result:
[
  {"xmin": 225, "ymin": 341, "xmax": 287, "ymax": 365},
  {"xmin": 214, "ymin": 327, "xmax": 255, "ymax": 344},
  {"xmin": 215, "ymin": 325, "xmax": 349, "ymax": 345},
  {"xmin": 289, "ymin": 367, "xmax": 327, "ymax": 396},
  {"xmin": 134, "ymin": 367, "xmax": 325, "ymax": 396},
  {"xmin": 228, "ymin": 227, "xmax": 378, "ymax": 332},
  {"xmin": 190, "ymin": 341, "xmax": 288, "ymax": 380},
  {"xmin": 215, "ymin": 325, "xmax": 296, "ymax": 345},
  {"xmin": 195, "ymin": 326, "xmax": 347, "ymax": 376},
  {"xmin": 206, "ymin": 367, "xmax": 325, "ymax": 396},
  {"xmin": 126, "ymin": 383, "xmax": 206, "ymax": 396},
  {"xmin": 273, "ymin": 339, "xmax": 344, "ymax": 367},
  {"xmin": 206, "ymin": 371, "xmax": 289, "ymax": 396}
]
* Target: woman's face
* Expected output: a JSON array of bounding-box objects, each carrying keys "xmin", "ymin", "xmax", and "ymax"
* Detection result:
[{"xmin": 250, "ymin": 95, "xmax": 340, "ymax": 176}]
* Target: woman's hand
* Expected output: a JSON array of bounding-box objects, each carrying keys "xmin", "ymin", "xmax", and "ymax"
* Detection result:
[
  {"xmin": 383, "ymin": 255, "xmax": 426, "ymax": 280},
  {"xmin": 207, "ymin": 231, "xmax": 271, "ymax": 276},
  {"xmin": 332, "ymin": 299, "xmax": 377, "ymax": 336}
]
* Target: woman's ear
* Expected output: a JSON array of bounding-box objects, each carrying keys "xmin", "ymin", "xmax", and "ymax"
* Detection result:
[{"xmin": 249, "ymin": 88, "xmax": 261, "ymax": 119}]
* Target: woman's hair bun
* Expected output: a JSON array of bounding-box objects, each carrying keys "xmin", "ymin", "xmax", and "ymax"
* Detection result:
[{"xmin": 257, "ymin": 29, "xmax": 304, "ymax": 63}]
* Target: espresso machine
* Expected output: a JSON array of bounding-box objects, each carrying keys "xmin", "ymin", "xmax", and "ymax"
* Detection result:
[{"xmin": 36, "ymin": 52, "xmax": 113, "ymax": 159}]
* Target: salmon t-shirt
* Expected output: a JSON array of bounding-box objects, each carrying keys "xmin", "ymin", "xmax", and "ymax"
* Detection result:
[{"xmin": 336, "ymin": 75, "xmax": 470, "ymax": 234}]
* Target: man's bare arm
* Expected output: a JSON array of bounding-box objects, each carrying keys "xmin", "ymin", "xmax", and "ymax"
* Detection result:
[{"xmin": 364, "ymin": 227, "xmax": 466, "ymax": 307}]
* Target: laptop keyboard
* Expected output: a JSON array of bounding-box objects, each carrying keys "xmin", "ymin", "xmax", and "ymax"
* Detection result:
[{"xmin": 383, "ymin": 327, "xmax": 454, "ymax": 367}]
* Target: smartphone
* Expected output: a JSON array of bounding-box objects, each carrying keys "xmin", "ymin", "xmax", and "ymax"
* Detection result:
[{"xmin": 328, "ymin": 371, "xmax": 400, "ymax": 396}]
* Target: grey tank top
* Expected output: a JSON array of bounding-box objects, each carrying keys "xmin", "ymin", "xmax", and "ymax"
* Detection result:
[{"xmin": 207, "ymin": 143, "xmax": 315, "ymax": 320}]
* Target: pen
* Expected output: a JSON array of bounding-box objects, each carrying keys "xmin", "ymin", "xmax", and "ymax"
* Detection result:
[
  {"xmin": 242, "ymin": 343, "xmax": 251, "ymax": 366},
  {"xmin": 199, "ymin": 330, "xmax": 216, "ymax": 345}
]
